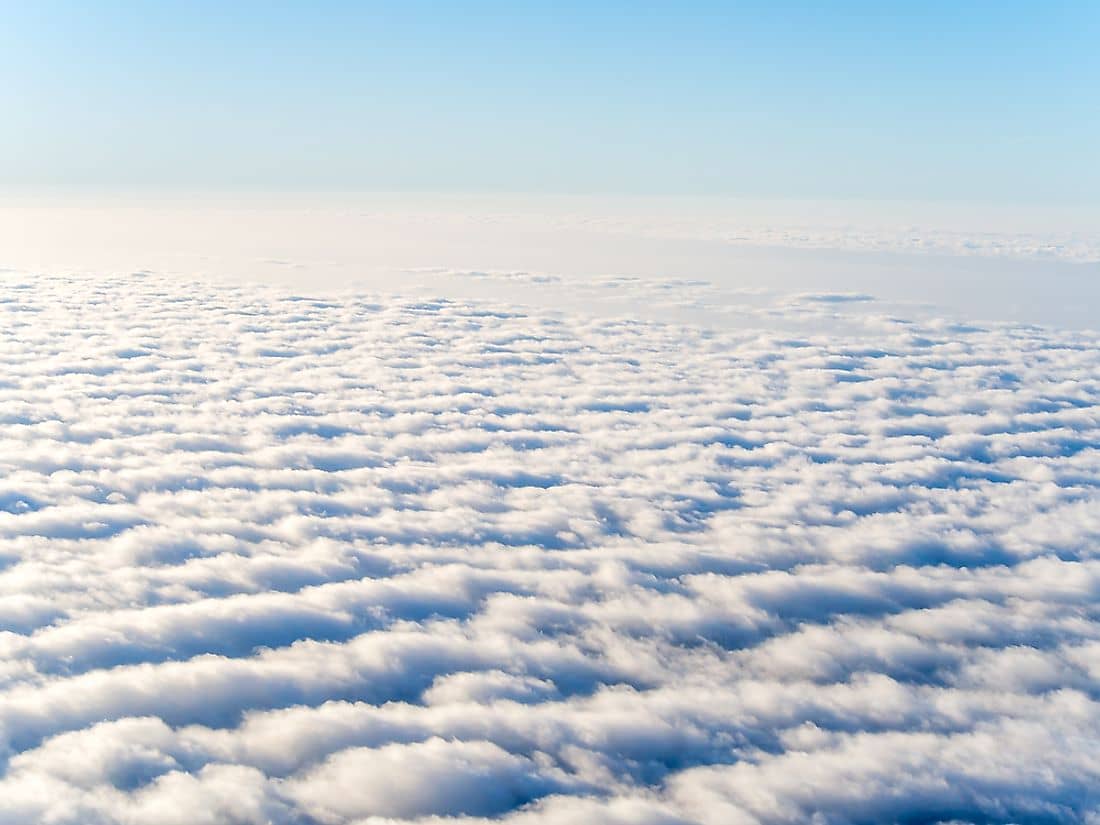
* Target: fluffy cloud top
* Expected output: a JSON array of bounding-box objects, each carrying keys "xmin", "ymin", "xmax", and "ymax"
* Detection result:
[{"xmin": 0, "ymin": 273, "xmax": 1097, "ymax": 824}]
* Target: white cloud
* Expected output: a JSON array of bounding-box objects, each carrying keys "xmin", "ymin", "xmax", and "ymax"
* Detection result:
[{"xmin": 0, "ymin": 272, "xmax": 1097, "ymax": 823}]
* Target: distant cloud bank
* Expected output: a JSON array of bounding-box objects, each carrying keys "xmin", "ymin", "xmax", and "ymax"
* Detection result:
[{"xmin": 0, "ymin": 273, "xmax": 1098, "ymax": 823}]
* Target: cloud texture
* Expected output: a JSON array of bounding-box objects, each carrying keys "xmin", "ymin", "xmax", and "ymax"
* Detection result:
[{"xmin": 0, "ymin": 273, "xmax": 1098, "ymax": 823}]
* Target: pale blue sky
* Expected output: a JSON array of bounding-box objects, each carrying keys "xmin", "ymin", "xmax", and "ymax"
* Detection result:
[{"xmin": 4, "ymin": 1, "xmax": 1097, "ymax": 202}]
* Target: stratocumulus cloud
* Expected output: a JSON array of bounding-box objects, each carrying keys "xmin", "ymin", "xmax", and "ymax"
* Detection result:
[{"xmin": 0, "ymin": 273, "xmax": 1098, "ymax": 824}]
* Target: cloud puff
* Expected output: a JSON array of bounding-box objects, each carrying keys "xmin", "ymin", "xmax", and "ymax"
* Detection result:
[{"xmin": 0, "ymin": 272, "xmax": 1097, "ymax": 823}]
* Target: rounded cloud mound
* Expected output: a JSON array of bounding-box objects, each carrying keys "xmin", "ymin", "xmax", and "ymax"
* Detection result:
[{"xmin": 0, "ymin": 273, "xmax": 1098, "ymax": 824}]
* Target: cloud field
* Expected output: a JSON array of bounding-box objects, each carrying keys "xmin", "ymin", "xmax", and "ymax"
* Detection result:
[{"xmin": 1, "ymin": 273, "xmax": 1098, "ymax": 824}]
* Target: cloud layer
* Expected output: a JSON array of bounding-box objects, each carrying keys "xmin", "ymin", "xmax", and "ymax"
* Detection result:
[{"xmin": 0, "ymin": 273, "xmax": 1098, "ymax": 824}]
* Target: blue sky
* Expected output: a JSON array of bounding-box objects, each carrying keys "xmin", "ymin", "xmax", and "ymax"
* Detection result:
[{"xmin": 4, "ymin": 1, "xmax": 1097, "ymax": 202}]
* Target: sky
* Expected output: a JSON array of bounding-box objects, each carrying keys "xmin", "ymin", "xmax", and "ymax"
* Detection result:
[{"xmin": 4, "ymin": 0, "xmax": 1098, "ymax": 202}]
